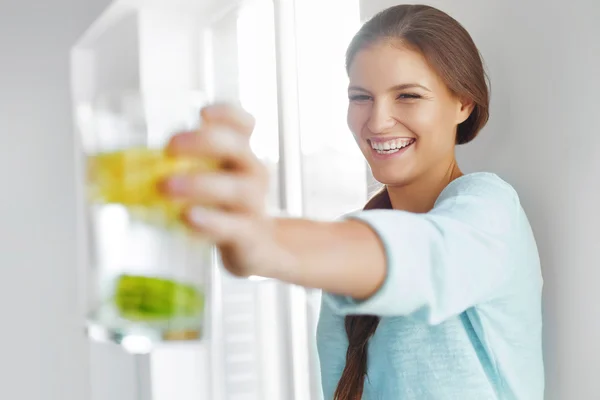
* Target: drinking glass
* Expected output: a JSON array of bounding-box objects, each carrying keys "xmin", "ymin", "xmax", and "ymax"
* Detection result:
[{"xmin": 77, "ymin": 90, "xmax": 216, "ymax": 353}]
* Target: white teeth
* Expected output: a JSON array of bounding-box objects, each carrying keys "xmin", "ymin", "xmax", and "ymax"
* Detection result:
[
  {"xmin": 370, "ymin": 138, "xmax": 414, "ymax": 152},
  {"xmin": 376, "ymin": 148, "xmax": 400, "ymax": 154}
]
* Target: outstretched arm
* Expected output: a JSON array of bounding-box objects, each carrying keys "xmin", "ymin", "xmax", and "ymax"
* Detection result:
[{"xmin": 163, "ymin": 104, "xmax": 526, "ymax": 322}]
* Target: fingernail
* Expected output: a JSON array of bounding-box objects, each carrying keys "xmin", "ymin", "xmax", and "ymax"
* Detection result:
[
  {"xmin": 168, "ymin": 131, "xmax": 195, "ymax": 150},
  {"xmin": 161, "ymin": 176, "xmax": 188, "ymax": 194},
  {"xmin": 202, "ymin": 104, "xmax": 222, "ymax": 117},
  {"xmin": 187, "ymin": 207, "xmax": 209, "ymax": 226}
]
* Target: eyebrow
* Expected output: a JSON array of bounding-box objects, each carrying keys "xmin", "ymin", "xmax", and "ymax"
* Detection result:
[{"xmin": 348, "ymin": 83, "xmax": 432, "ymax": 93}]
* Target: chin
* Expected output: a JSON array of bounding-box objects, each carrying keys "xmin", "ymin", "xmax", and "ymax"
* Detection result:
[
  {"xmin": 370, "ymin": 167, "xmax": 416, "ymax": 187},
  {"xmin": 362, "ymin": 144, "xmax": 420, "ymax": 187}
]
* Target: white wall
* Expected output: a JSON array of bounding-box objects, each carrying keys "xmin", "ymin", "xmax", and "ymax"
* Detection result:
[
  {"xmin": 0, "ymin": 1, "xmax": 112, "ymax": 399},
  {"xmin": 360, "ymin": 1, "xmax": 600, "ymax": 399}
]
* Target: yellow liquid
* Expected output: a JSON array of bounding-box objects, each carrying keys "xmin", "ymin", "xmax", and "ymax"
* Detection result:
[{"xmin": 87, "ymin": 148, "xmax": 218, "ymax": 226}]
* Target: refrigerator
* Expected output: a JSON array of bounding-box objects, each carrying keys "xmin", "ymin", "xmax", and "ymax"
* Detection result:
[{"xmin": 70, "ymin": 0, "xmax": 365, "ymax": 399}]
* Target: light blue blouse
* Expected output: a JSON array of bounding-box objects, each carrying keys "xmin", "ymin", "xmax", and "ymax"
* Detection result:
[{"xmin": 317, "ymin": 172, "xmax": 544, "ymax": 399}]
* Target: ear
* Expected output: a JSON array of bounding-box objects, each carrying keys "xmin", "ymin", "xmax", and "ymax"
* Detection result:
[{"xmin": 456, "ymin": 97, "xmax": 475, "ymax": 124}]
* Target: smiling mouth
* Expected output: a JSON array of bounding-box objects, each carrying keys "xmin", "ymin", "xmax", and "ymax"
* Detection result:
[{"xmin": 369, "ymin": 138, "xmax": 416, "ymax": 155}]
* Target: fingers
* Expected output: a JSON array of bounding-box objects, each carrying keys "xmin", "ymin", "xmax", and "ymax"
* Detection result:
[
  {"xmin": 163, "ymin": 103, "xmax": 269, "ymax": 232},
  {"xmin": 166, "ymin": 129, "xmax": 266, "ymax": 178},
  {"xmin": 201, "ymin": 103, "xmax": 255, "ymax": 136},
  {"xmin": 167, "ymin": 103, "xmax": 258, "ymax": 172},
  {"xmin": 162, "ymin": 172, "xmax": 267, "ymax": 213},
  {"xmin": 183, "ymin": 207, "xmax": 266, "ymax": 278},
  {"xmin": 183, "ymin": 207, "xmax": 254, "ymax": 246}
]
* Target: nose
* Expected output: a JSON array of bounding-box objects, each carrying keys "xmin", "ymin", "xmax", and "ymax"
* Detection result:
[{"xmin": 366, "ymin": 99, "xmax": 397, "ymax": 134}]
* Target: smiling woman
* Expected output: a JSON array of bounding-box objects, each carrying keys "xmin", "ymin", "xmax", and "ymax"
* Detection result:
[
  {"xmin": 345, "ymin": 36, "xmax": 488, "ymax": 197},
  {"xmin": 161, "ymin": 4, "xmax": 543, "ymax": 400}
]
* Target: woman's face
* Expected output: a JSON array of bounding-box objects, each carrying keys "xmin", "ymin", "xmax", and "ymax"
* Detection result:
[{"xmin": 347, "ymin": 41, "xmax": 473, "ymax": 186}]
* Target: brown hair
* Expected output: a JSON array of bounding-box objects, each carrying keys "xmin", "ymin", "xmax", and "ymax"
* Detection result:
[{"xmin": 334, "ymin": 5, "xmax": 490, "ymax": 399}]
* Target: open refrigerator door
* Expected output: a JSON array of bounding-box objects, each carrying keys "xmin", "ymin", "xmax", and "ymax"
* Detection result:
[{"xmin": 71, "ymin": 0, "xmax": 361, "ymax": 399}]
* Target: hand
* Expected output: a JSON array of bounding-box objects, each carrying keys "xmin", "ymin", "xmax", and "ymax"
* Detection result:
[
  {"xmin": 161, "ymin": 103, "xmax": 385, "ymax": 298},
  {"xmin": 162, "ymin": 104, "xmax": 283, "ymax": 277}
]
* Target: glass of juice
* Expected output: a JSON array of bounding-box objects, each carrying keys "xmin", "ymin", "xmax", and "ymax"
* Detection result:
[{"xmin": 76, "ymin": 90, "xmax": 216, "ymax": 353}]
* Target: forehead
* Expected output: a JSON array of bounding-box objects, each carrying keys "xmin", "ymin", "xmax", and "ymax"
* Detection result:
[{"xmin": 348, "ymin": 41, "xmax": 442, "ymax": 91}]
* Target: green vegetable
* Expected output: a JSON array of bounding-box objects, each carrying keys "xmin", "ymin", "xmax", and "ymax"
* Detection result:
[{"xmin": 114, "ymin": 274, "xmax": 204, "ymax": 321}]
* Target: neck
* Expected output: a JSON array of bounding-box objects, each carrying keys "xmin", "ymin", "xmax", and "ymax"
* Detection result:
[{"xmin": 386, "ymin": 159, "xmax": 463, "ymax": 213}]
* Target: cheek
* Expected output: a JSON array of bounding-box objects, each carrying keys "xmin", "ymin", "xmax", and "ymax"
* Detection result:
[
  {"xmin": 347, "ymin": 104, "xmax": 368, "ymax": 139},
  {"xmin": 400, "ymin": 103, "xmax": 456, "ymax": 147}
]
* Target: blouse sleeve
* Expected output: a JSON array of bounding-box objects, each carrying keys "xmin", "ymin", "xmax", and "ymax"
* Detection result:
[{"xmin": 323, "ymin": 174, "xmax": 528, "ymax": 324}]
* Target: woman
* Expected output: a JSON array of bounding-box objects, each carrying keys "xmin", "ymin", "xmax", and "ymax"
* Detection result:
[{"xmin": 162, "ymin": 4, "xmax": 544, "ymax": 399}]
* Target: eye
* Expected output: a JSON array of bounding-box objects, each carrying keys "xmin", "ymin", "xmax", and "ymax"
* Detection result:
[
  {"xmin": 396, "ymin": 93, "xmax": 422, "ymax": 100},
  {"xmin": 349, "ymin": 94, "xmax": 372, "ymax": 102}
]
